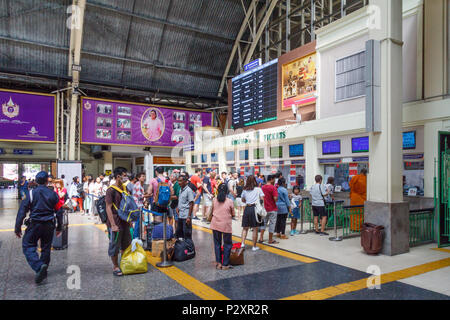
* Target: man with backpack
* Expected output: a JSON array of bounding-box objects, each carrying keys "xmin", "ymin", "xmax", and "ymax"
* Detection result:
[
  {"xmin": 147, "ymin": 166, "xmax": 174, "ymax": 224},
  {"xmin": 105, "ymin": 167, "xmax": 132, "ymax": 277}
]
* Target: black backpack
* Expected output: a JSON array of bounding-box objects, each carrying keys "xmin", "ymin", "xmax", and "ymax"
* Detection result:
[
  {"xmin": 76, "ymin": 183, "xmax": 84, "ymax": 196},
  {"xmin": 96, "ymin": 195, "xmax": 108, "ymax": 223},
  {"xmin": 173, "ymin": 238, "xmax": 196, "ymax": 262}
]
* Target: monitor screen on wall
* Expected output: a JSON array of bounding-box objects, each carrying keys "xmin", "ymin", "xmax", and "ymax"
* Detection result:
[
  {"xmin": 322, "ymin": 140, "xmax": 341, "ymax": 155},
  {"xmin": 211, "ymin": 153, "xmax": 218, "ymax": 162},
  {"xmin": 226, "ymin": 151, "xmax": 235, "ymax": 161},
  {"xmin": 270, "ymin": 146, "xmax": 283, "ymax": 158},
  {"xmin": 254, "ymin": 148, "xmax": 264, "ymax": 159},
  {"xmin": 239, "ymin": 150, "xmax": 249, "ymax": 161},
  {"xmin": 352, "ymin": 136, "xmax": 369, "ymax": 153},
  {"xmin": 403, "ymin": 131, "xmax": 416, "ymax": 149},
  {"xmin": 289, "ymin": 144, "xmax": 304, "ymax": 157}
]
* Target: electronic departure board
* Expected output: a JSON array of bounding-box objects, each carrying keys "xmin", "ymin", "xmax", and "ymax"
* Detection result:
[{"xmin": 231, "ymin": 59, "xmax": 278, "ymax": 129}]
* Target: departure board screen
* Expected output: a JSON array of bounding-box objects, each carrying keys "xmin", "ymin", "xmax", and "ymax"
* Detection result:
[{"xmin": 231, "ymin": 59, "xmax": 278, "ymax": 129}]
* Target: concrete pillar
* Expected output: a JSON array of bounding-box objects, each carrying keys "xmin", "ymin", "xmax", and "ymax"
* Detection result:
[
  {"xmin": 304, "ymin": 136, "xmax": 322, "ymax": 190},
  {"xmin": 423, "ymin": 0, "xmax": 447, "ymax": 99},
  {"xmin": 68, "ymin": 94, "xmax": 78, "ymax": 160},
  {"xmin": 217, "ymin": 147, "xmax": 227, "ymax": 175},
  {"xmin": 144, "ymin": 152, "xmax": 154, "ymax": 184},
  {"xmin": 365, "ymin": 0, "xmax": 409, "ymax": 256},
  {"xmin": 103, "ymin": 151, "xmax": 113, "ymax": 175},
  {"xmin": 423, "ymin": 121, "xmax": 444, "ymax": 197}
]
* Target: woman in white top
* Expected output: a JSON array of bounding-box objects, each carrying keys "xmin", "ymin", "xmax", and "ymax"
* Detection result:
[{"xmin": 240, "ymin": 175, "xmax": 264, "ymax": 251}]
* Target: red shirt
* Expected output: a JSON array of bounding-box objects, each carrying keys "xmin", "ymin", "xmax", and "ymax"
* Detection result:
[
  {"xmin": 262, "ymin": 184, "xmax": 278, "ymax": 212},
  {"xmin": 190, "ymin": 175, "xmax": 202, "ymax": 193},
  {"xmin": 210, "ymin": 178, "xmax": 217, "ymax": 194}
]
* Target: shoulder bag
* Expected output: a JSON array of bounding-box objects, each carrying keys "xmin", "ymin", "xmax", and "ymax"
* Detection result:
[{"xmin": 254, "ymin": 190, "xmax": 267, "ymax": 223}]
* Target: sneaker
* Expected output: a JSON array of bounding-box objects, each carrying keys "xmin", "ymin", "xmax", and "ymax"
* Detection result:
[
  {"xmin": 290, "ymin": 230, "xmax": 295, "ymax": 236},
  {"xmin": 192, "ymin": 216, "xmax": 200, "ymax": 220},
  {"xmin": 252, "ymin": 246, "xmax": 260, "ymax": 252},
  {"xmin": 320, "ymin": 232, "xmax": 329, "ymax": 236},
  {"xmin": 314, "ymin": 230, "xmax": 320, "ymax": 234},
  {"xmin": 35, "ymin": 264, "xmax": 48, "ymax": 284},
  {"xmin": 294, "ymin": 230, "xmax": 301, "ymax": 235}
]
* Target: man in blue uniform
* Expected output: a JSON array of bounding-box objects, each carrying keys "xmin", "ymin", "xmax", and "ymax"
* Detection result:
[{"xmin": 15, "ymin": 171, "xmax": 63, "ymax": 284}]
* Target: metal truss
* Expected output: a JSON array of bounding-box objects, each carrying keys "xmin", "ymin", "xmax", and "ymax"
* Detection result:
[{"xmin": 218, "ymin": 0, "xmax": 368, "ymax": 97}]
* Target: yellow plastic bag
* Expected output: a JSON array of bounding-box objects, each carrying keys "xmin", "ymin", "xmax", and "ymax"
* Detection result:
[{"xmin": 120, "ymin": 240, "xmax": 148, "ymax": 275}]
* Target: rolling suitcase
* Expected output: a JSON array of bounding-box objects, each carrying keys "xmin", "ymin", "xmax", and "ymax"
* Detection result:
[
  {"xmin": 52, "ymin": 211, "xmax": 68, "ymax": 250},
  {"xmin": 145, "ymin": 222, "xmax": 160, "ymax": 251}
]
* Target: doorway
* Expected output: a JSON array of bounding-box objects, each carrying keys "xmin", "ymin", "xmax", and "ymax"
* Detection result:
[{"xmin": 437, "ymin": 131, "xmax": 450, "ymax": 247}]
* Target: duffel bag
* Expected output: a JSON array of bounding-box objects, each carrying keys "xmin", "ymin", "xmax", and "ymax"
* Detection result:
[
  {"xmin": 173, "ymin": 238, "xmax": 196, "ymax": 262},
  {"xmin": 152, "ymin": 223, "xmax": 174, "ymax": 240}
]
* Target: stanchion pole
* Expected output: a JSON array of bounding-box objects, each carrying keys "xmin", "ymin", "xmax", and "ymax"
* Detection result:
[
  {"xmin": 299, "ymin": 198, "xmax": 307, "ymax": 234},
  {"xmin": 156, "ymin": 210, "xmax": 173, "ymax": 268},
  {"xmin": 329, "ymin": 201, "xmax": 342, "ymax": 241}
]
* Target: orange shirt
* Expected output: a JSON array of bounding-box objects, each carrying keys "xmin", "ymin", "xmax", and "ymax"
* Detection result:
[
  {"xmin": 190, "ymin": 175, "xmax": 202, "ymax": 193},
  {"xmin": 349, "ymin": 174, "xmax": 367, "ymax": 206}
]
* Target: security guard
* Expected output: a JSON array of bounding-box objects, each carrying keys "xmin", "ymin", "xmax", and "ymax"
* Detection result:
[{"xmin": 15, "ymin": 171, "xmax": 63, "ymax": 284}]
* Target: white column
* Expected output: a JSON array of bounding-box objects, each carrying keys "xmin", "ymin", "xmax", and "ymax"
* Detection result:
[
  {"xmin": 144, "ymin": 152, "xmax": 154, "ymax": 184},
  {"xmin": 103, "ymin": 151, "xmax": 113, "ymax": 175},
  {"xmin": 304, "ymin": 136, "xmax": 322, "ymax": 190},
  {"xmin": 367, "ymin": 0, "xmax": 404, "ymax": 203},
  {"xmin": 217, "ymin": 147, "xmax": 227, "ymax": 175},
  {"xmin": 423, "ymin": 121, "xmax": 444, "ymax": 197}
]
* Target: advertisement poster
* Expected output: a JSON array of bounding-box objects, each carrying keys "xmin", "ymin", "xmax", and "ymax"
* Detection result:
[
  {"xmin": 282, "ymin": 53, "xmax": 317, "ymax": 110},
  {"xmin": 0, "ymin": 89, "xmax": 55, "ymax": 143},
  {"xmin": 81, "ymin": 97, "xmax": 213, "ymax": 147}
]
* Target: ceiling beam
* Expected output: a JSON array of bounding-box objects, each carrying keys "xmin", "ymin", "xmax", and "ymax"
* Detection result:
[
  {"xmin": 243, "ymin": 0, "xmax": 279, "ymax": 65},
  {"xmin": 86, "ymin": 1, "xmax": 235, "ymax": 43},
  {"xmin": 217, "ymin": 0, "xmax": 257, "ymax": 97}
]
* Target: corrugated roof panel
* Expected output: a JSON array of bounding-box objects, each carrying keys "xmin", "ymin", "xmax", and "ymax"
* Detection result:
[
  {"xmin": 82, "ymin": 5, "xmax": 130, "ymax": 57},
  {"xmin": 133, "ymin": 0, "xmax": 170, "ymax": 20},
  {"xmin": 87, "ymin": 0, "xmax": 134, "ymax": 12},
  {"xmin": 80, "ymin": 54, "xmax": 123, "ymax": 84},
  {"xmin": 0, "ymin": 39, "xmax": 68, "ymax": 76},
  {"xmin": 124, "ymin": 19, "xmax": 164, "ymax": 62},
  {"xmin": 0, "ymin": 0, "xmax": 70, "ymax": 47},
  {"xmin": 121, "ymin": 61, "xmax": 154, "ymax": 87}
]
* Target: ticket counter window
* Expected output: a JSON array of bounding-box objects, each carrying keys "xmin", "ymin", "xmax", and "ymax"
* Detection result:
[
  {"xmin": 324, "ymin": 163, "xmax": 368, "ymax": 192},
  {"xmin": 403, "ymin": 161, "xmax": 424, "ymax": 196}
]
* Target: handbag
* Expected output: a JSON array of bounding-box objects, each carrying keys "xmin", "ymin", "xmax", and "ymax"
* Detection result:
[
  {"xmin": 207, "ymin": 200, "xmax": 214, "ymax": 222},
  {"xmin": 255, "ymin": 199, "xmax": 267, "ymax": 224}
]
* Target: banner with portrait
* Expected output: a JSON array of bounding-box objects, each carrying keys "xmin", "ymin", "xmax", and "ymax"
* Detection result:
[
  {"xmin": 81, "ymin": 97, "xmax": 213, "ymax": 147},
  {"xmin": 282, "ymin": 53, "xmax": 317, "ymax": 110},
  {"xmin": 0, "ymin": 89, "xmax": 56, "ymax": 143}
]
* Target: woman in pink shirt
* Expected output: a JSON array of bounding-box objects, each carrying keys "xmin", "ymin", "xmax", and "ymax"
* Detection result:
[{"xmin": 210, "ymin": 183, "xmax": 235, "ymax": 270}]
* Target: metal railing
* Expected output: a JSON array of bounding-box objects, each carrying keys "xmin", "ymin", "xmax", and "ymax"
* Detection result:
[
  {"xmin": 409, "ymin": 208, "xmax": 435, "ymax": 247},
  {"xmin": 341, "ymin": 205, "xmax": 365, "ymax": 238},
  {"xmin": 301, "ymin": 198, "xmax": 345, "ymax": 233}
]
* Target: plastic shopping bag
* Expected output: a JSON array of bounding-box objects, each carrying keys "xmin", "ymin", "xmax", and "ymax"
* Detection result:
[{"xmin": 120, "ymin": 239, "xmax": 148, "ymax": 275}]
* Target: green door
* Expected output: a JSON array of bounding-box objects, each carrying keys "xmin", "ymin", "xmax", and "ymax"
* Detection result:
[{"xmin": 437, "ymin": 132, "xmax": 450, "ymax": 247}]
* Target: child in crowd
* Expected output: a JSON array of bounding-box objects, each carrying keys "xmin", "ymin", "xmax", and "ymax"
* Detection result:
[{"xmin": 289, "ymin": 186, "xmax": 302, "ymax": 236}]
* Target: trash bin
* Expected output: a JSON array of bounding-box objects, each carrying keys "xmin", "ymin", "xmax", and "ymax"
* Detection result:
[{"xmin": 361, "ymin": 223, "xmax": 384, "ymax": 255}]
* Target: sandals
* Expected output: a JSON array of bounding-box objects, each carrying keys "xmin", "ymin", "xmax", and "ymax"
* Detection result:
[
  {"xmin": 268, "ymin": 240, "xmax": 279, "ymax": 244},
  {"xmin": 113, "ymin": 268, "xmax": 123, "ymax": 276},
  {"xmin": 215, "ymin": 263, "xmax": 222, "ymax": 270},
  {"xmin": 258, "ymin": 240, "xmax": 264, "ymax": 244},
  {"xmin": 221, "ymin": 265, "xmax": 233, "ymax": 270}
]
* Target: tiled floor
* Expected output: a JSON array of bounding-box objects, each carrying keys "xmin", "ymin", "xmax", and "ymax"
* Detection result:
[{"xmin": 0, "ymin": 189, "xmax": 449, "ymax": 300}]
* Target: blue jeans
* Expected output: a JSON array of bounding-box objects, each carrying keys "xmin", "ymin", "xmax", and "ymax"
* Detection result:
[
  {"xmin": 213, "ymin": 230, "xmax": 232, "ymax": 266},
  {"xmin": 22, "ymin": 220, "xmax": 55, "ymax": 273}
]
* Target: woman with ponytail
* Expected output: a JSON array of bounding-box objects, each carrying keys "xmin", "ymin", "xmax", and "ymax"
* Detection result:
[{"xmin": 210, "ymin": 183, "xmax": 235, "ymax": 270}]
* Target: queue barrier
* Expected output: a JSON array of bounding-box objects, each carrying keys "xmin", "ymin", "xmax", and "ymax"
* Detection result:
[
  {"xmin": 300, "ymin": 198, "xmax": 345, "ymax": 233},
  {"xmin": 409, "ymin": 208, "xmax": 435, "ymax": 247},
  {"xmin": 341, "ymin": 205, "xmax": 365, "ymax": 238}
]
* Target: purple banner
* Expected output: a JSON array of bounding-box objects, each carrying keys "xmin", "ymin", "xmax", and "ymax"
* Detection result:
[
  {"xmin": 81, "ymin": 98, "xmax": 213, "ymax": 147},
  {"xmin": 0, "ymin": 89, "xmax": 55, "ymax": 143}
]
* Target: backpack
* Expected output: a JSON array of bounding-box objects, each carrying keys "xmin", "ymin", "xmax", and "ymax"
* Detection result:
[
  {"xmin": 96, "ymin": 195, "xmax": 107, "ymax": 223},
  {"xmin": 76, "ymin": 183, "xmax": 84, "ymax": 195},
  {"xmin": 109, "ymin": 185, "xmax": 140, "ymax": 222},
  {"xmin": 154, "ymin": 178, "xmax": 170, "ymax": 207}
]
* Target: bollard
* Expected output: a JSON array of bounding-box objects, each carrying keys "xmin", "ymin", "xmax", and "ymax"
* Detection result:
[
  {"xmin": 299, "ymin": 198, "xmax": 307, "ymax": 234},
  {"xmin": 329, "ymin": 201, "xmax": 342, "ymax": 241},
  {"xmin": 156, "ymin": 210, "xmax": 173, "ymax": 268}
]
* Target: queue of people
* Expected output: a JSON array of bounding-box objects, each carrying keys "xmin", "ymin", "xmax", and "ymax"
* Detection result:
[{"xmin": 15, "ymin": 165, "xmax": 367, "ymax": 280}]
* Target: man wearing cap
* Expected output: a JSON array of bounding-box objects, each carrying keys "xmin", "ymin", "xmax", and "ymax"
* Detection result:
[{"xmin": 15, "ymin": 171, "xmax": 63, "ymax": 284}]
